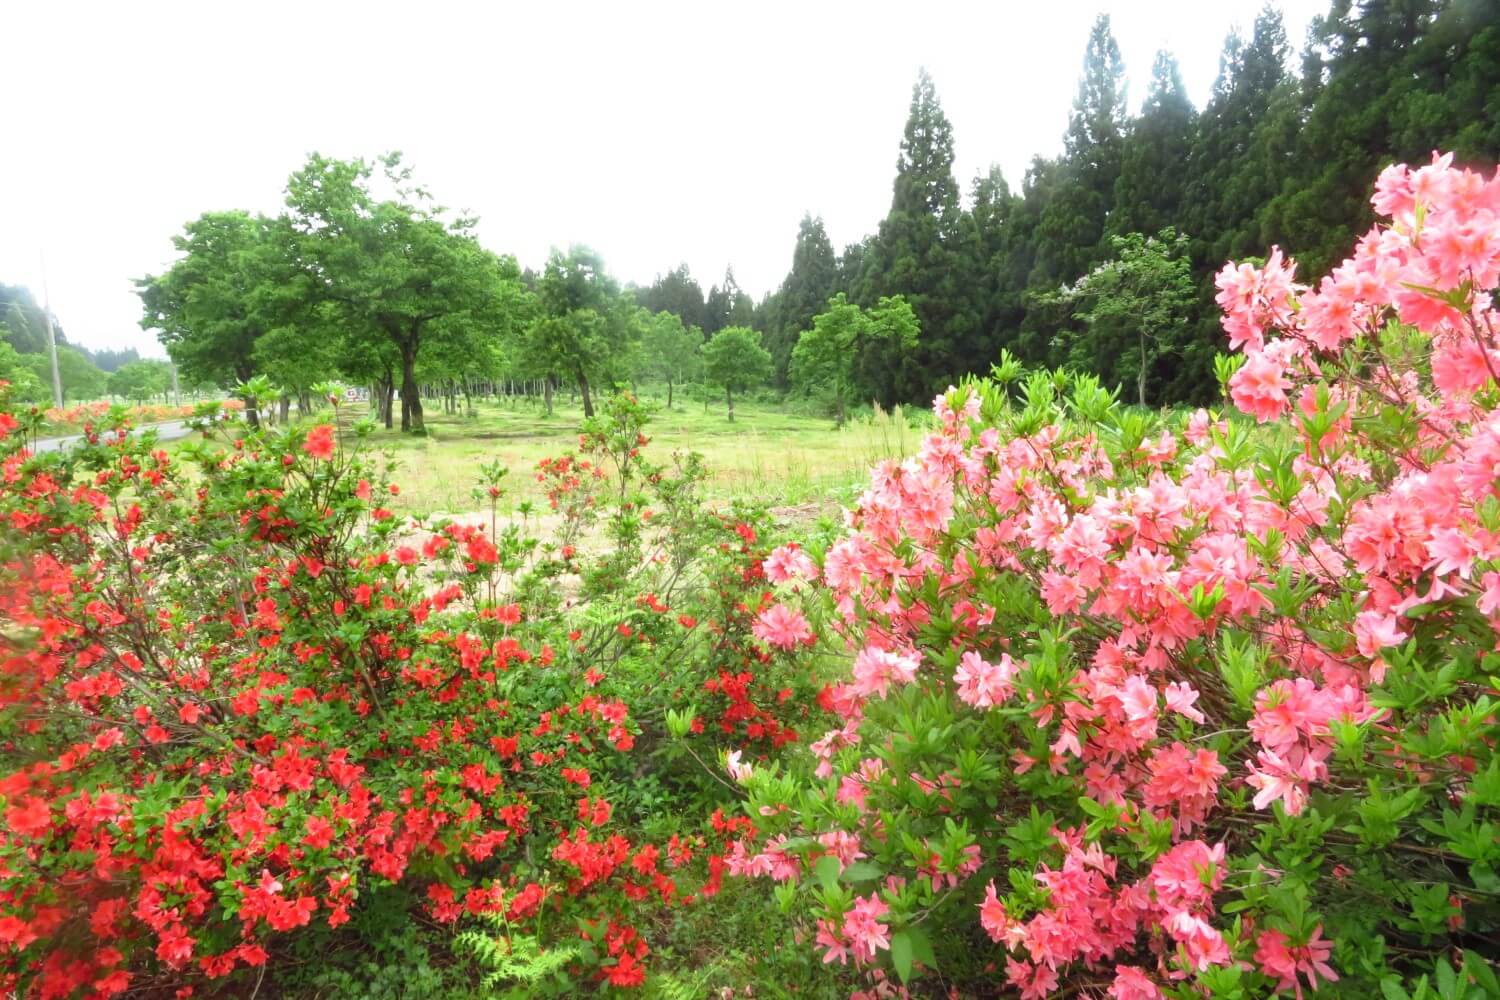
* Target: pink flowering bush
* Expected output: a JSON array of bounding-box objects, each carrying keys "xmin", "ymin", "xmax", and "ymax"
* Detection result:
[{"xmin": 731, "ymin": 154, "xmax": 1500, "ymax": 998}]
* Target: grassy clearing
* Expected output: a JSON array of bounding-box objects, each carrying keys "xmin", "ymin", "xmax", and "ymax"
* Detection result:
[{"xmin": 343, "ymin": 394, "xmax": 925, "ymax": 517}]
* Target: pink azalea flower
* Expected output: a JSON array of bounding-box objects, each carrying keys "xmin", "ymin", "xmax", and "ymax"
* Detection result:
[
  {"xmin": 1109, "ymin": 965, "xmax": 1164, "ymax": 1000},
  {"xmin": 1254, "ymin": 925, "xmax": 1339, "ymax": 999},
  {"xmin": 725, "ymin": 750, "xmax": 753, "ymax": 784},
  {"xmin": 817, "ymin": 830, "xmax": 865, "ymax": 871},
  {"xmin": 1162, "ymin": 681, "xmax": 1205, "ymax": 724},
  {"xmin": 763, "ymin": 543, "xmax": 818, "ymax": 583},
  {"xmin": 978, "ymin": 881, "xmax": 1013, "ymax": 945},
  {"xmin": 841, "ymin": 893, "xmax": 890, "ymax": 965},
  {"xmin": 953, "ymin": 650, "xmax": 1016, "ymax": 709},
  {"xmin": 1165, "ymin": 910, "xmax": 1232, "ymax": 970},
  {"xmin": 1230, "ymin": 348, "xmax": 1294, "ymax": 423},
  {"xmin": 815, "ymin": 918, "xmax": 849, "ymax": 965},
  {"xmin": 1005, "ymin": 957, "xmax": 1061, "ymax": 1000},
  {"xmin": 751, "ymin": 603, "xmax": 813, "ymax": 650},
  {"xmin": 851, "ymin": 646, "xmax": 920, "ymax": 699},
  {"xmin": 1118, "ymin": 675, "xmax": 1158, "ymax": 723}
]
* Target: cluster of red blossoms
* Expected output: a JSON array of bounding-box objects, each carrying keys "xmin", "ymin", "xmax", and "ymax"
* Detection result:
[{"xmin": 0, "ymin": 392, "xmax": 819, "ymax": 996}]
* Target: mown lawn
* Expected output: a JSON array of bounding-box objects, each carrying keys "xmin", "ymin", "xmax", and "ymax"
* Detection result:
[{"xmin": 341, "ymin": 393, "xmax": 927, "ymax": 517}]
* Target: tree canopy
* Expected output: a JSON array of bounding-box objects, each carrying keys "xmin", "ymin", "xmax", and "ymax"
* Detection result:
[
  {"xmin": 702, "ymin": 326, "xmax": 772, "ymax": 421},
  {"xmin": 789, "ymin": 293, "xmax": 920, "ymax": 423}
]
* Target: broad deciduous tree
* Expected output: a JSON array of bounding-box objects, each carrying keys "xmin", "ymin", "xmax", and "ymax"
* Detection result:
[
  {"xmin": 790, "ymin": 293, "xmax": 919, "ymax": 423},
  {"xmin": 702, "ymin": 326, "xmax": 771, "ymax": 421},
  {"xmin": 283, "ymin": 152, "xmax": 518, "ymax": 434},
  {"xmin": 639, "ymin": 309, "xmax": 702, "ymax": 409},
  {"xmin": 137, "ymin": 211, "xmax": 288, "ymax": 426}
]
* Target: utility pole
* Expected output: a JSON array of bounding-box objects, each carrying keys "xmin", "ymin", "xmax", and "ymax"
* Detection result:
[{"xmin": 40, "ymin": 252, "xmax": 63, "ymax": 409}]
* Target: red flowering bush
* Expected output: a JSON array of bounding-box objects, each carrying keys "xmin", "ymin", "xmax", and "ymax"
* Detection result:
[
  {"xmin": 36, "ymin": 399, "xmax": 245, "ymax": 437},
  {"xmin": 732, "ymin": 154, "xmax": 1500, "ymax": 998},
  {"xmin": 0, "ymin": 388, "xmax": 831, "ymax": 996}
]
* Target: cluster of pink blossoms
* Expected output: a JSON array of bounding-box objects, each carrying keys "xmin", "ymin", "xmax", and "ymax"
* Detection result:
[
  {"xmin": 974, "ymin": 836, "xmax": 1232, "ymax": 999},
  {"xmin": 816, "ymin": 893, "xmax": 892, "ymax": 967},
  {"xmin": 735, "ymin": 153, "xmax": 1500, "ymax": 996}
]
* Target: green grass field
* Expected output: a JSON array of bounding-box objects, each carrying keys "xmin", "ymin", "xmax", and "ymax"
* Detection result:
[{"xmin": 344, "ymin": 394, "xmax": 927, "ymax": 517}]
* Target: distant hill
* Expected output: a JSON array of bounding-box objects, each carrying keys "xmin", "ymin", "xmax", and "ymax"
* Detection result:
[{"xmin": 1, "ymin": 283, "xmax": 139, "ymax": 372}]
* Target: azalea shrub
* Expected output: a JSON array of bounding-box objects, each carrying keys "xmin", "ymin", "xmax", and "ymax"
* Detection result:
[
  {"xmin": 0, "ymin": 386, "xmax": 834, "ymax": 997},
  {"xmin": 33, "ymin": 399, "xmax": 246, "ymax": 438},
  {"xmin": 730, "ymin": 153, "xmax": 1500, "ymax": 998}
]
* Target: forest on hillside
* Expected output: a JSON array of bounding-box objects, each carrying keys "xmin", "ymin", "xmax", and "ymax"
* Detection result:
[{"xmin": 0, "ymin": 285, "xmax": 161, "ymax": 403}]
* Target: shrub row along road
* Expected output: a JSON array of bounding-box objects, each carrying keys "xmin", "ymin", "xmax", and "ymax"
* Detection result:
[{"xmin": 30, "ymin": 419, "xmax": 194, "ymax": 453}]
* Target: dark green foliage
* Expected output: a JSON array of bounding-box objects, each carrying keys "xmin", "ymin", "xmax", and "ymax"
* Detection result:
[
  {"xmin": 106, "ymin": 358, "xmax": 174, "ymax": 403},
  {"xmin": 0, "ymin": 285, "xmax": 123, "ymax": 404},
  {"xmin": 759, "ymin": 0, "xmax": 1499, "ymax": 408},
  {"xmin": 1262, "ymin": 0, "xmax": 1500, "ymax": 276},
  {"xmin": 764, "ymin": 215, "xmax": 841, "ymax": 389},
  {"xmin": 956, "ymin": 166, "xmax": 1025, "ymax": 367},
  {"xmin": 527, "ymin": 245, "xmax": 640, "ymax": 418},
  {"xmin": 137, "ymin": 211, "xmax": 285, "ymax": 416},
  {"xmin": 1031, "ymin": 15, "xmax": 1129, "ymax": 289},
  {"xmin": 85, "ymin": 348, "xmax": 140, "ymax": 374},
  {"xmin": 1048, "ymin": 230, "xmax": 1196, "ymax": 407},
  {"xmin": 859, "ymin": 69, "xmax": 980, "ymax": 398},
  {"xmin": 1, "ymin": 286, "xmax": 58, "ymax": 355},
  {"xmin": 703, "ymin": 266, "xmax": 755, "ymax": 336},
  {"xmin": 283, "ymin": 153, "xmax": 522, "ymax": 435},
  {"xmin": 789, "ymin": 293, "xmax": 920, "ymax": 421},
  {"xmin": 25, "ymin": 346, "xmax": 106, "ymax": 404},
  {"xmin": 1112, "ymin": 51, "xmax": 1195, "ymax": 239},
  {"xmin": 1181, "ymin": 7, "xmax": 1295, "ymax": 267},
  {"xmin": 636, "ymin": 264, "xmax": 707, "ymax": 333}
]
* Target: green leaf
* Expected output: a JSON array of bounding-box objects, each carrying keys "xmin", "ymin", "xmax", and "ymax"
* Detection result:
[
  {"xmin": 890, "ymin": 930, "xmax": 913, "ymax": 983},
  {"xmin": 1436, "ymin": 957, "xmax": 1458, "ymax": 1000},
  {"xmin": 814, "ymin": 853, "xmax": 842, "ymax": 893},
  {"xmin": 1381, "ymin": 977, "xmax": 1412, "ymax": 1000},
  {"xmin": 906, "ymin": 925, "xmax": 936, "ymax": 969},
  {"xmin": 839, "ymin": 861, "xmax": 883, "ymax": 883},
  {"xmin": 1463, "ymin": 951, "xmax": 1500, "ymax": 996}
]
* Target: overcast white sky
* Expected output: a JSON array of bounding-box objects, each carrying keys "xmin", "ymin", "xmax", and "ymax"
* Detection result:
[{"xmin": 1, "ymin": 0, "xmax": 1324, "ymax": 357}]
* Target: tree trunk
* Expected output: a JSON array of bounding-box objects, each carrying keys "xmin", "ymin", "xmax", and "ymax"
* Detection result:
[
  {"xmin": 543, "ymin": 377, "xmax": 553, "ymax": 417},
  {"xmin": 726, "ymin": 386, "xmax": 734, "ymax": 422},
  {"xmin": 233, "ymin": 365, "xmax": 260, "ymax": 429},
  {"xmin": 399, "ymin": 340, "xmax": 424, "ymax": 434},
  {"xmin": 666, "ymin": 378, "xmax": 674, "ymax": 410},
  {"xmin": 278, "ymin": 396, "xmax": 291, "ymax": 424},
  {"xmin": 1138, "ymin": 331, "xmax": 1148, "ymax": 408},
  {"xmin": 577, "ymin": 367, "xmax": 595, "ymax": 418}
]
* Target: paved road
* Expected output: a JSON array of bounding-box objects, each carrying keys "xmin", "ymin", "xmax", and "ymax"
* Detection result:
[{"xmin": 30, "ymin": 419, "xmax": 195, "ymax": 454}]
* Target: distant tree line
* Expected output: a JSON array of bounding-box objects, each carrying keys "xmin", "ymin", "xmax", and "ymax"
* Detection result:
[
  {"xmin": 132, "ymin": 154, "xmax": 785, "ymax": 431},
  {"xmin": 119, "ymin": 0, "xmax": 1500, "ymax": 423},
  {"xmin": 744, "ymin": 0, "xmax": 1500, "ymax": 405}
]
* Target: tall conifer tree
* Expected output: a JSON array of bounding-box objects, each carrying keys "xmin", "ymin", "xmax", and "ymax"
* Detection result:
[
  {"xmin": 1031, "ymin": 15, "xmax": 1128, "ymax": 287},
  {"xmin": 1112, "ymin": 51, "xmax": 1196, "ymax": 238},
  {"xmin": 862, "ymin": 69, "xmax": 975, "ymax": 395},
  {"xmin": 765, "ymin": 215, "xmax": 840, "ymax": 388}
]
